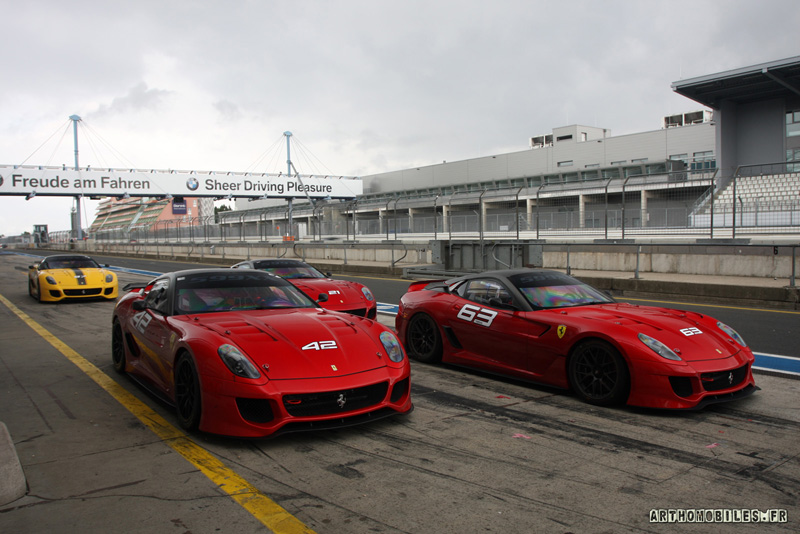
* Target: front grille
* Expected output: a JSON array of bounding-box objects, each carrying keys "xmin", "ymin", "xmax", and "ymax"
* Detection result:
[
  {"xmin": 236, "ymin": 398, "xmax": 275, "ymax": 423},
  {"xmin": 367, "ymin": 308, "xmax": 377, "ymax": 320},
  {"xmin": 283, "ymin": 382, "xmax": 388, "ymax": 417},
  {"xmin": 64, "ymin": 288, "xmax": 102, "ymax": 296},
  {"xmin": 701, "ymin": 365, "xmax": 748, "ymax": 392},
  {"xmin": 342, "ymin": 308, "xmax": 367, "ymax": 317},
  {"xmin": 104, "ymin": 287, "xmax": 115, "ymax": 295},
  {"xmin": 390, "ymin": 378, "xmax": 410, "ymax": 403}
]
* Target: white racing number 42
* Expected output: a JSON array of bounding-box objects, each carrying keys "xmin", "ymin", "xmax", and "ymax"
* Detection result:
[
  {"xmin": 302, "ymin": 340, "xmax": 338, "ymax": 351},
  {"xmin": 457, "ymin": 304, "xmax": 498, "ymax": 327}
]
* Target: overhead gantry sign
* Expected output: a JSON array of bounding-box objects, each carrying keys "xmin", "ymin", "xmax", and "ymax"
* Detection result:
[{"xmin": 0, "ymin": 165, "xmax": 362, "ymax": 199}]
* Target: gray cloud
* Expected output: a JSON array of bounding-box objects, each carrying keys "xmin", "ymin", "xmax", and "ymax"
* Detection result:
[{"xmin": 1, "ymin": 0, "xmax": 799, "ymax": 235}]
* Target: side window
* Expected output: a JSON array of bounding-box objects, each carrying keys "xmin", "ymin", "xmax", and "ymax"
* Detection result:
[
  {"xmin": 144, "ymin": 278, "xmax": 171, "ymax": 314},
  {"xmin": 234, "ymin": 263, "xmax": 252, "ymax": 269},
  {"xmin": 461, "ymin": 279, "xmax": 512, "ymax": 307}
]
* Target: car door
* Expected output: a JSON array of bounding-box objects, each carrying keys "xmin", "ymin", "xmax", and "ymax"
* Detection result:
[
  {"xmin": 446, "ymin": 278, "xmax": 532, "ymax": 374},
  {"xmin": 128, "ymin": 278, "xmax": 175, "ymax": 393}
]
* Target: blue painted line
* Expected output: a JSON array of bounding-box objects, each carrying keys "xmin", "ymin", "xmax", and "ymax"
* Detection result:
[
  {"xmin": 106, "ymin": 266, "xmax": 162, "ymax": 277},
  {"xmin": 377, "ymin": 302, "xmax": 399, "ymax": 315},
  {"xmin": 753, "ymin": 352, "xmax": 800, "ymax": 376}
]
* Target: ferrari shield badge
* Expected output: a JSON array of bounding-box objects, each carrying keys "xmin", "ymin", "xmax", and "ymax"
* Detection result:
[{"xmin": 557, "ymin": 325, "xmax": 567, "ymax": 339}]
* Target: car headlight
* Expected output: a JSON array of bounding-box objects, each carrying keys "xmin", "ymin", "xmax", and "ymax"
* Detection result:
[
  {"xmin": 717, "ymin": 321, "xmax": 747, "ymax": 347},
  {"xmin": 638, "ymin": 333, "xmax": 682, "ymax": 361},
  {"xmin": 105, "ymin": 274, "xmax": 115, "ymax": 283},
  {"xmin": 218, "ymin": 344, "xmax": 261, "ymax": 379},
  {"xmin": 45, "ymin": 275, "xmax": 57, "ymax": 285},
  {"xmin": 380, "ymin": 331, "xmax": 404, "ymax": 363},
  {"xmin": 361, "ymin": 286, "xmax": 375, "ymax": 302}
]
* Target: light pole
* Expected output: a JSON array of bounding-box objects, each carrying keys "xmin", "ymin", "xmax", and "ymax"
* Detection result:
[{"xmin": 70, "ymin": 115, "xmax": 83, "ymax": 240}]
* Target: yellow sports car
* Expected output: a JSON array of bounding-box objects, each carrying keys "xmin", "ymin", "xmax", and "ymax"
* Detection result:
[{"xmin": 28, "ymin": 254, "xmax": 118, "ymax": 302}]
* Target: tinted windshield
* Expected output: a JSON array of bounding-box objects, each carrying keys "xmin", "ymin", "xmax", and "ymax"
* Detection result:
[
  {"xmin": 509, "ymin": 272, "xmax": 613, "ymax": 309},
  {"xmin": 45, "ymin": 257, "xmax": 100, "ymax": 269},
  {"xmin": 175, "ymin": 272, "xmax": 316, "ymax": 314},
  {"xmin": 252, "ymin": 261, "xmax": 325, "ymax": 279}
]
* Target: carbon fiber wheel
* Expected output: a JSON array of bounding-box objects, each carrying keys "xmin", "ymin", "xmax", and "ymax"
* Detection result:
[
  {"xmin": 111, "ymin": 320, "xmax": 126, "ymax": 374},
  {"xmin": 175, "ymin": 353, "xmax": 202, "ymax": 431},
  {"xmin": 568, "ymin": 340, "xmax": 630, "ymax": 406},
  {"xmin": 405, "ymin": 313, "xmax": 443, "ymax": 363}
]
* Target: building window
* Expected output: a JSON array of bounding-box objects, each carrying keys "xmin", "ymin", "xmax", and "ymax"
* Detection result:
[
  {"xmin": 691, "ymin": 151, "xmax": 715, "ymax": 170},
  {"xmin": 611, "ymin": 160, "xmax": 626, "ymax": 165},
  {"xmin": 786, "ymin": 111, "xmax": 800, "ymax": 137},
  {"xmin": 556, "ymin": 135, "xmax": 573, "ymax": 142},
  {"xmin": 585, "ymin": 163, "xmax": 600, "ymax": 168},
  {"xmin": 557, "ymin": 160, "xmax": 573, "ymax": 167},
  {"xmin": 788, "ymin": 148, "xmax": 800, "ymax": 172},
  {"xmin": 631, "ymin": 158, "xmax": 648, "ymax": 163},
  {"xmin": 669, "ymin": 154, "xmax": 688, "ymax": 164}
]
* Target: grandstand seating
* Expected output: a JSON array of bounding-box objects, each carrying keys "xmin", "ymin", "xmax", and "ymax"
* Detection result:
[{"xmin": 701, "ymin": 173, "xmax": 800, "ymax": 212}]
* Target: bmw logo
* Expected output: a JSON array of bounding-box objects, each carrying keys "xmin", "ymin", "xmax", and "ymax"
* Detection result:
[{"xmin": 186, "ymin": 177, "xmax": 199, "ymax": 191}]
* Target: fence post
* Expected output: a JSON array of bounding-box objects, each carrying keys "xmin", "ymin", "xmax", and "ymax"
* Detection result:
[{"xmin": 635, "ymin": 245, "xmax": 641, "ymax": 280}]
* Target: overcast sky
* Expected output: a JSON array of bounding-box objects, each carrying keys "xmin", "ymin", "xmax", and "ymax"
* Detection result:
[{"xmin": 1, "ymin": 0, "xmax": 798, "ymax": 237}]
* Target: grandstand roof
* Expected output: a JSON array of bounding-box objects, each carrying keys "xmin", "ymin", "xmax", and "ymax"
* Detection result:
[{"xmin": 672, "ymin": 56, "xmax": 800, "ymax": 109}]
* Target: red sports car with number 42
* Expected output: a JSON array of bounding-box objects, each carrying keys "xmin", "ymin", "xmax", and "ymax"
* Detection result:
[
  {"xmin": 112, "ymin": 269, "xmax": 412, "ymax": 437},
  {"xmin": 395, "ymin": 269, "xmax": 757, "ymax": 409}
]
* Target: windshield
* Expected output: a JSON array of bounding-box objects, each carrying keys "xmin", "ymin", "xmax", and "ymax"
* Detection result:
[
  {"xmin": 253, "ymin": 261, "xmax": 325, "ymax": 279},
  {"xmin": 509, "ymin": 272, "xmax": 613, "ymax": 309},
  {"xmin": 44, "ymin": 257, "xmax": 100, "ymax": 269},
  {"xmin": 175, "ymin": 272, "xmax": 316, "ymax": 314}
]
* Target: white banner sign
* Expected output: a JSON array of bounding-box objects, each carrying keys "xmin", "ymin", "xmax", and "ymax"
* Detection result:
[{"xmin": 0, "ymin": 165, "xmax": 362, "ymax": 199}]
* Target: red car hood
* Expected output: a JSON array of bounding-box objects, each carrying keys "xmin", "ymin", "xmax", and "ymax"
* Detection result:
[
  {"xmin": 290, "ymin": 279, "xmax": 367, "ymax": 307},
  {"xmin": 187, "ymin": 309, "xmax": 386, "ymax": 380},
  {"xmin": 556, "ymin": 303, "xmax": 743, "ymax": 362}
]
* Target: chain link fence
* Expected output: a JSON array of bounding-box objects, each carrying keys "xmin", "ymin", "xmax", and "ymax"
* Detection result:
[{"xmin": 87, "ymin": 166, "xmax": 798, "ymax": 243}]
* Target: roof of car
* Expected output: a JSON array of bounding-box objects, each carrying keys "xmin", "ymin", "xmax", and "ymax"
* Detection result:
[{"xmin": 447, "ymin": 268, "xmax": 561, "ymax": 282}]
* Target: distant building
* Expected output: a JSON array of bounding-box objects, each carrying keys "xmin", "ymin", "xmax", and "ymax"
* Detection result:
[
  {"xmin": 224, "ymin": 56, "xmax": 799, "ymax": 236},
  {"xmin": 90, "ymin": 196, "xmax": 212, "ymax": 236}
]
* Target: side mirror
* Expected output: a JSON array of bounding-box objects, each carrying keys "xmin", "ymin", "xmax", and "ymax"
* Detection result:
[
  {"xmin": 317, "ymin": 293, "xmax": 329, "ymax": 303},
  {"xmin": 325, "ymin": 272, "xmax": 333, "ymax": 278},
  {"xmin": 132, "ymin": 300, "xmax": 147, "ymax": 311}
]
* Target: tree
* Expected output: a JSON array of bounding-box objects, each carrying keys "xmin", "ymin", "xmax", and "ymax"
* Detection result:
[{"xmin": 214, "ymin": 204, "xmax": 231, "ymax": 223}]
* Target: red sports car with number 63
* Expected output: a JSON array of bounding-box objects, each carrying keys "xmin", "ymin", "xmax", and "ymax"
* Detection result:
[{"xmin": 395, "ymin": 269, "xmax": 757, "ymax": 409}]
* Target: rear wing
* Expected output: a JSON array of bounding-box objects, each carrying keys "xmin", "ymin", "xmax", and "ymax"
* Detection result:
[
  {"xmin": 406, "ymin": 279, "xmax": 449, "ymax": 293},
  {"xmin": 122, "ymin": 282, "xmax": 148, "ymax": 293}
]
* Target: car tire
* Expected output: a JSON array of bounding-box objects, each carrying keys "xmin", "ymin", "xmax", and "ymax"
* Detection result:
[
  {"xmin": 175, "ymin": 353, "xmax": 202, "ymax": 431},
  {"xmin": 111, "ymin": 320, "xmax": 126, "ymax": 374},
  {"xmin": 568, "ymin": 340, "xmax": 630, "ymax": 406},
  {"xmin": 405, "ymin": 313, "xmax": 443, "ymax": 363}
]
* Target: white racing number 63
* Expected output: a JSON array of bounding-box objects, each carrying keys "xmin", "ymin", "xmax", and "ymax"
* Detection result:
[{"xmin": 457, "ymin": 304, "xmax": 498, "ymax": 327}]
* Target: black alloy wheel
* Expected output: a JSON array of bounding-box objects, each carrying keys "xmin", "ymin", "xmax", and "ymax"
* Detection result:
[
  {"xmin": 175, "ymin": 353, "xmax": 202, "ymax": 431},
  {"xmin": 111, "ymin": 320, "xmax": 126, "ymax": 374},
  {"xmin": 406, "ymin": 313, "xmax": 443, "ymax": 363},
  {"xmin": 568, "ymin": 340, "xmax": 630, "ymax": 406}
]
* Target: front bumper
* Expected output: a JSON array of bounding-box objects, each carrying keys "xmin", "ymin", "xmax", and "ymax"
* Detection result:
[
  {"xmin": 196, "ymin": 366, "xmax": 413, "ymax": 437},
  {"xmin": 39, "ymin": 282, "xmax": 118, "ymax": 302},
  {"xmin": 626, "ymin": 351, "xmax": 757, "ymax": 409}
]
